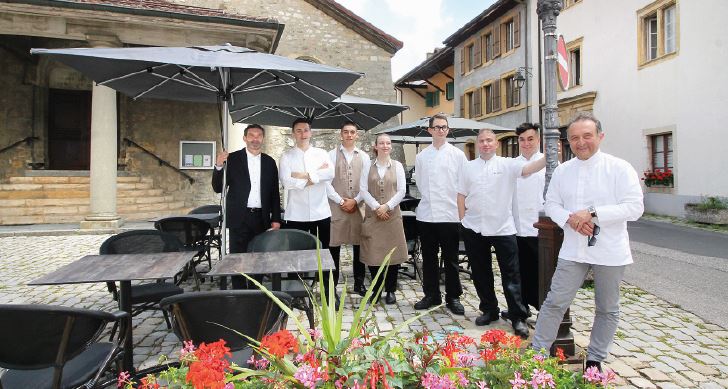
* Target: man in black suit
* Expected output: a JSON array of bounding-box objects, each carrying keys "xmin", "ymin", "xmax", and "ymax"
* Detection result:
[{"xmin": 212, "ymin": 124, "xmax": 281, "ymax": 288}]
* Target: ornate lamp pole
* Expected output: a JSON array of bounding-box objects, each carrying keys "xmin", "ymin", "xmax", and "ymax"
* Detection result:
[{"xmin": 535, "ymin": 0, "xmax": 579, "ymax": 360}]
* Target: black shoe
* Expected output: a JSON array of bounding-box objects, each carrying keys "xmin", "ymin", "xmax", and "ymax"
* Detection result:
[
  {"xmin": 501, "ymin": 309, "xmax": 533, "ymax": 321},
  {"xmin": 385, "ymin": 292, "xmax": 397, "ymax": 305},
  {"xmin": 353, "ymin": 282, "xmax": 367, "ymax": 297},
  {"xmin": 414, "ymin": 295, "xmax": 442, "ymax": 310},
  {"xmin": 512, "ymin": 319, "xmax": 529, "ymax": 339},
  {"xmin": 475, "ymin": 311, "xmax": 500, "ymax": 326},
  {"xmin": 585, "ymin": 360, "xmax": 602, "ymax": 372},
  {"xmin": 445, "ymin": 297, "xmax": 465, "ymax": 315}
]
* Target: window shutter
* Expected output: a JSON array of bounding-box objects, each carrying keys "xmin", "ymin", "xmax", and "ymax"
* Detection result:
[
  {"xmin": 493, "ymin": 23, "xmax": 501, "ymax": 57},
  {"xmin": 474, "ymin": 88, "xmax": 482, "ymax": 117},
  {"xmin": 460, "ymin": 95, "xmax": 465, "ymax": 117},
  {"xmin": 446, "ymin": 82, "xmax": 454, "ymax": 100},
  {"xmin": 514, "ymin": 12, "xmax": 521, "ymax": 48},
  {"xmin": 474, "ymin": 39, "xmax": 482, "ymax": 67},
  {"xmin": 425, "ymin": 92, "xmax": 433, "ymax": 107},
  {"xmin": 460, "ymin": 48, "xmax": 465, "ymax": 75},
  {"xmin": 493, "ymin": 80, "xmax": 501, "ymax": 111}
]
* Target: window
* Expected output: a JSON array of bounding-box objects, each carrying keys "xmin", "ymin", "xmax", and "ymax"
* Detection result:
[
  {"xmin": 483, "ymin": 32, "xmax": 494, "ymax": 62},
  {"xmin": 504, "ymin": 75, "xmax": 520, "ymax": 108},
  {"xmin": 651, "ymin": 133, "xmax": 673, "ymax": 170},
  {"xmin": 638, "ymin": 0, "xmax": 678, "ymax": 66},
  {"xmin": 446, "ymin": 82, "xmax": 454, "ymax": 101},
  {"xmin": 569, "ymin": 47, "xmax": 581, "ymax": 87},
  {"xmin": 462, "ymin": 41, "xmax": 481, "ymax": 73},
  {"xmin": 503, "ymin": 19, "xmax": 515, "ymax": 53},
  {"xmin": 484, "ymin": 81, "xmax": 500, "ymax": 114},
  {"xmin": 500, "ymin": 136, "xmax": 519, "ymax": 157},
  {"xmin": 464, "ymin": 90, "xmax": 481, "ymax": 118},
  {"xmin": 564, "ymin": 0, "xmax": 582, "ymax": 8},
  {"xmin": 425, "ymin": 91, "xmax": 440, "ymax": 107},
  {"xmin": 466, "ymin": 43, "xmax": 475, "ymax": 72},
  {"xmin": 500, "ymin": 13, "xmax": 520, "ymax": 54}
]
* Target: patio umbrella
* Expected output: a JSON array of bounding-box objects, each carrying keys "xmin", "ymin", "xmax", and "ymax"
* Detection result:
[
  {"xmin": 371, "ymin": 116, "xmax": 510, "ymax": 138},
  {"xmin": 388, "ymin": 135, "xmax": 472, "ymax": 145},
  {"xmin": 31, "ymin": 44, "xmax": 362, "ymax": 257},
  {"xmin": 230, "ymin": 94, "xmax": 408, "ymax": 130}
]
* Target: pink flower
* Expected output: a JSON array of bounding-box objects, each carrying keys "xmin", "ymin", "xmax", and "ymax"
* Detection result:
[
  {"xmin": 420, "ymin": 372, "xmax": 457, "ymax": 389},
  {"xmin": 509, "ymin": 372, "xmax": 527, "ymax": 389},
  {"xmin": 532, "ymin": 354, "xmax": 545, "ymax": 363},
  {"xmin": 476, "ymin": 381, "xmax": 489, "ymax": 389},
  {"xmin": 294, "ymin": 364, "xmax": 326, "ymax": 389},
  {"xmin": 180, "ymin": 340, "xmax": 196, "ymax": 357},
  {"xmin": 601, "ymin": 369, "xmax": 617, "ymax": 386},
  {"xmin": 458, "ymin": 352, "xmax": 478, "ymax": 367},
  {"xmin": 117, "ymin": 371, "xmax": 131, "ymax": 388},
  {"xmin": 530, "ymin": 368, "xmax": 556, "ymax": 388},
  {"xmin": 583, "ymin": 366, "xmax": 602, "ymax": 383},
  {"xmin": 308, "ymin": 328, "xmax": 322, "ymax": 340},
  {"xmin": 457, "ymin": 371, "xmax": 469, "ymax": 387}
]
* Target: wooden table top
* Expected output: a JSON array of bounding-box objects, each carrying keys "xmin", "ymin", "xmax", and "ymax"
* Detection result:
[
  {"xmin": 28, "ymin": 252, "xmax": 196, "ymax": 285},
  {"xmin": 207, "ymin": 249, "xmax": 335, "ymax": 277}
]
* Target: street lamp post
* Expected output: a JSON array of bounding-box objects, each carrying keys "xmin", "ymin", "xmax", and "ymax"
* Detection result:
[{"xmin": 534, "ymin": 0, "xmax": 579, "ymax": 360}]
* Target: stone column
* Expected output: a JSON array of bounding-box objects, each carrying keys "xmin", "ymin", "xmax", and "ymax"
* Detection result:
[{"xmin": 81, "ymin": 36, "xmax": 123, "ymax": 229}]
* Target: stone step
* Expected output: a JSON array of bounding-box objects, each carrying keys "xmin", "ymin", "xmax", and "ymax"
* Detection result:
[
  {"xmin": 0, "ymin": 181, "xmax": 153, "ymax": 191},
  {"xmin": 7, "ymin": 176, "xmax": 146, "ymax": 184}
]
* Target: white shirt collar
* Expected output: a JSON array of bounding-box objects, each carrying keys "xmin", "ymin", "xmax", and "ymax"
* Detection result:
[{"xmin": 245, "ymin": 149, "xmax": 262, "ymax": 159}]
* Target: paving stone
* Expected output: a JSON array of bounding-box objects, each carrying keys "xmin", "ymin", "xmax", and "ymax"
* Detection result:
[
  {"xmin": 686, "ymin": 363, "xmax": 720, "ymax": 376},
  {"xmin": 608, "ymin": 360, "xmax": 640, "ymax": 377},
  {"xmin": 641, "ymin": 368, "xmax": 672, "ymax": 381},
  {"xmin": 629, "ymin": 377, "xmax": 657, "ymax": 388},
  {"xmin": 682, "ymin": 370, "xmax": 710, "ymax": 382},
  {"xmin": 667, "ymin": 372, "xmax": 697, "ymax": 388},
  {"xmin": 656, "ymin": 355, "xmax": 688, "ymax": 371},
  {"xmin": 656, "ymin": 383, "xmax": 684, "ymax": 389}
]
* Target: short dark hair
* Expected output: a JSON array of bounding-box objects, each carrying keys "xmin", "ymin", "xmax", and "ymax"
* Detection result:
[
  {"xmin": 291, "ymin": 117, "xmax": 311, "ymax": 129},
  {"xmin": 428, "ymin": 113, "xmax": 449, "ymax": 128},
  {"xmin": 341, "ymin": 120, "xmax": 359, "ymax": 131},
  {"xmin": 568, "ymin": 112, "xmax": 602, "ymax": 134},
  {"xmin": 515, "ymin": 122, "xmax": 540, "ymax": 136},
  {"xmin": 244, "ymin": 124, "xmax": 264, "ymax": 137}
]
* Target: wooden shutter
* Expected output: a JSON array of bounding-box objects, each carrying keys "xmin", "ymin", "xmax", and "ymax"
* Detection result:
[
  {"xmin": 474, "ymin": 89, "xmax": 482, "ymax": 117},
  {"xmin": 514, "ymin": 12, "xmax": 521, "ymax": 48},
  {"xmin": 493, "ymin": 80, "xmax": 501, "ymax": 111},
  {"xmin": 460, "ymin": 48, "xmax": 465, "ymax": 75},
  {"xmin": 493, "ymin": 23, "xmax": 501, "ymax": 57},
  {"xmin": 473, "ymin": 39, "xmax": 482, "ymax": 67},
  {"xmin": 460, "ymin": 95, "xmax": 465, "ymax": 117}
]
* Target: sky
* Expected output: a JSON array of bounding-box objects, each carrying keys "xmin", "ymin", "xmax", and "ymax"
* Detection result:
[{"xmin": 336, "ymin": 0, "xmax": 498, "ymax": 81}]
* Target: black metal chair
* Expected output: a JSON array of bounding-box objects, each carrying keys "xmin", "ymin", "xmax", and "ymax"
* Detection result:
[
  {"xmin": 154, "ymin": 216, "xmax": 212, "ymax": 286},
  {"xmin": 0, "ymin": 304, "xmax": 128, "ymax": 389},
  {"xmin": 100, "ymin": 230, "xmax": 185, "ymax": 335},
  {"xmin": 399, "ymin": 197, "xmax": 420, "ymax": 212},
  {"xmin": 188, "ymin": 204, "xmax": 222, "ymax": 261},
  {"xmin": 160, "ymin": 291, "xmax": 292, "ymax": 366},
  {"xmin": 247, "ymin": 229, "xmax": 320, "ymax": 329}
]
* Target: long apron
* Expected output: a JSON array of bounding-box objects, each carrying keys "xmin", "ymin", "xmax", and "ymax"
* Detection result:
[
  {"xmin": 360, "ymin": 161, "xmax": 408, "ymax": 266},
  {"xmin": 329, "ymin": 148, "xmax": 364, "ymax": 246}
]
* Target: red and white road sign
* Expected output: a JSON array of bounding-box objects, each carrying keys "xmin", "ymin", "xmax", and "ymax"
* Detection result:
[{"xmin": 557, "ymin": 35, "xmax": 569, "ymax": 91}]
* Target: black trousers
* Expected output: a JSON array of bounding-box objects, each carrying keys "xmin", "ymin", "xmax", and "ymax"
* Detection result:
[
  {"xmin": 462, "ymin": 227, "xmax": 529, "ymax": 319},
  {"xmin": 330, "ymin": 245, "xmax": 364, "ymax": 285},
  {"xmin": 517, "ymin": 236, "xmax": 540, "ymax": 309},
  {"xmin": 229, "ymin": 209, "xmax": 266, "ymax": 289},
  {"xmin": 284, "ymin": 218, "xmax": 338, "ymax": 293},
  {"xmin": 368, "ymin": 264, "xmax": 400, "ymax": 294},
  {"xmin": 418, "ymin": 221, "xmax": 462, "ymax": 300}
]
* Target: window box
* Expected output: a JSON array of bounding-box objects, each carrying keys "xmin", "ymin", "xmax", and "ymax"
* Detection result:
[{"xmin": 642, "ymin": 169, "xmax": 673, "ymax": 187}]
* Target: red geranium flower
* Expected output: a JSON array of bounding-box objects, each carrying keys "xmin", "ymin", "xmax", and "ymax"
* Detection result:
[{"xmin": 260, "ymin": 329, "xmax": 299, "ymax": 358}]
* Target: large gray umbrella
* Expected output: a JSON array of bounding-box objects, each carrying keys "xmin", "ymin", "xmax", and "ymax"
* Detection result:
[
  {"xmin": 372, "ymin": 116, "xmax": 510, "ymax": 138},
  {"xmin": 230, "ymin": 94, "xmax": 407, "ymax": 130},
  {"xmin": 31, "ymin": 44, "xmax": 362, "ymax": 257}
]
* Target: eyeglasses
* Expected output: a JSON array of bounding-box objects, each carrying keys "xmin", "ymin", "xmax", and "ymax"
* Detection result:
[
  {"xmin": 431, "ymin": 125, "xmax": 449, "ymax": 132},
  {"xmin": 587, "ymin": 224, "xmax": 601, "ymax": 247}
]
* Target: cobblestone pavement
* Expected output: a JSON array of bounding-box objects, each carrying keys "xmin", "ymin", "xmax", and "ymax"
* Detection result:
[{"xmin": 1, "ymin": 234, "xmax": 726, "ymax": 388}]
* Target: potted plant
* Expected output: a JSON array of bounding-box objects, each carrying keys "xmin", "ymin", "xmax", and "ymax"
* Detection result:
[
  {"xmin": 642, "ymin": 169, "xmax": 673, "ymax": 187},
  {"xmin": 685, "ymin": 196, "xmax": 728, "ymax": 225}
]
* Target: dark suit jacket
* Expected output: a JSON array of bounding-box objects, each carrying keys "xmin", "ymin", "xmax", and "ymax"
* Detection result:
[{"xmin": 212, "ymin": 148, "xmax": 281, "ymax": 229}]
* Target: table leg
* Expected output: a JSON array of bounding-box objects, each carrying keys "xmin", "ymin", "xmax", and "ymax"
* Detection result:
[
  {"xmin": 219, "ymin": 276, "xmax": 228, "ymax": 290},
  {"xmin": 119, "ymin": 280, "xmax": 134, "ymax": 373},
  {"xmin": 272, "ymin": 274, "xmax": 281, "ymax": 291}
]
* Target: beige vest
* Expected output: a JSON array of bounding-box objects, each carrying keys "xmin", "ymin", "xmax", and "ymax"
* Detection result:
[
  {"xmin": 329, "ymin": 148, "xmax": 364, "ymax": 246},
  {"xmin": 360, "ymin": 160, "xmax": 408, "ymax": 266}
]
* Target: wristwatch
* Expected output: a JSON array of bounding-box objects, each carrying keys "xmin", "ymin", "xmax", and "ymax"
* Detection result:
[
  {"xmin": 588, "ymin": 206, "xmax": 597, "ymax": 218},
  {"xmin": 339, "ymin": 199, "xmax": 345, "ymax": 206}
]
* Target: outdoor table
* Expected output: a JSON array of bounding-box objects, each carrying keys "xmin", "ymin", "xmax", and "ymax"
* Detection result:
[
  {"xmin": 208, "ymin": 249, "xmax": 335, "ymax": 291},
  {"xmin": 28, "ymin": 251, "xmax": 196, "ymax": 373},
  {"xmin": 149, "ymin": 213, "xmax": 221, "ymax": 228}
]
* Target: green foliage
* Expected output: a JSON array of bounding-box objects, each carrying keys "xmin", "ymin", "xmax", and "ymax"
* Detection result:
[{"xmin": 695, "ymin": 196, "xmax": 728, "ymax": 211}]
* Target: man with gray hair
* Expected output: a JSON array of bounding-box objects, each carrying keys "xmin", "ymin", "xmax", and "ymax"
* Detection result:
[{"xmin": 531, "ymin": 112, "xmax": 643, "ymax": 371}]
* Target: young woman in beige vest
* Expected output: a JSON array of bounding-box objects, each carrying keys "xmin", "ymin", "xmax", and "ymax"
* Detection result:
[{"xmin": 359, "ymin": 133, "xmax": 408, "ymax": 304}]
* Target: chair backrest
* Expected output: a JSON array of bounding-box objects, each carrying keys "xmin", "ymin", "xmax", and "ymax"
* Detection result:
[
  {"xmin": 154, "ymin": 216, "xmax": 211, "ymax": 247},
  {"xmin": 160, "ymin": 291, "xmax": 292, "ymax": 351},
  {"xmin": 100, "ymin": 229, "xmax": 184, "ymax": 255},
  {"xmin": 0, "ymin": 304, "xmax": 118, "ymax": 371},
  {"xmin": 247, "ymin": 229, "xmax": 320, "ymax": 253},
  {"xmin": 402, "ymin": 213, "xmax": 418, "ymax": 241},
  {"xmin": 399, "ymin": 197, "xmax": 421, "ymax": 212},
  {"xmin": 188, "ymin": 205, "xmax": 221, "ymax": 215}
]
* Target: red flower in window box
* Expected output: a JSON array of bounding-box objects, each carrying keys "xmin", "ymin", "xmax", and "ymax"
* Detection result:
[{"xmin": 643, "ymin": 169, "xmax": 673, "ymax": 187}]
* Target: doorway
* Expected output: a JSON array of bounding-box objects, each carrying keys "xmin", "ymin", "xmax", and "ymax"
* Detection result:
[{"xmin": 48, "ymin": 89, "xmax": 91, "ymax": 170}]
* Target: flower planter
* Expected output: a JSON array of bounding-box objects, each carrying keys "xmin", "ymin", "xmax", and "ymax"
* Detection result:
[{"xmin": 684, "ymin": 204, "xmax": 728, "ymax": 225}]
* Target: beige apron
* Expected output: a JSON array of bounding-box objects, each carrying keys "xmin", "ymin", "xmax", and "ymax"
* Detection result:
[
  {"xmin": 329, "ymin": 148, "xmax": 364, "ymax": 246},
  {"xmin": 360, "ymin": 161, "xmax": 408, "ymax": 266}
]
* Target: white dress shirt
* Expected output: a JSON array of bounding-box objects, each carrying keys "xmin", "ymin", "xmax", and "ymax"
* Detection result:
[
  {"xmin": 545, "ymin": 151, "xmax": 644, "ymax": 266},
  {"xmin": 245, "ymin": 149, "xmax": 262, "ymax": 208},
  {"xmin": 458, "ymin": 155, "xmax": 526, "ymax": 236},
  {"xmin": 415, "ymin": 142, "xmax": 467, "ymax": 223},
  {"xmin": 279, "ymin": 146, "xmax": 334, "ymax": 222},
  {"xmin": 513, "ymin": 152, "xmax": 545, "ymax": 237},
  {"xmin": 360, "ymin": 159, "xmax": 406, "ymax": 211},
  {"xmin": 326, "ymin": 145, "xmax": 370, "ymax": 204}
]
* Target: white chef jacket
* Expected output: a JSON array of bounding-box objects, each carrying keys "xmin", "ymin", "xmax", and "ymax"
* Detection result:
[
  {"xmin": 513, "ymin": 152, "xmax": 545, "ymax": 237},
  {"xmin": 545, "ymin": 151, "xmax": 644, "ymax": 266},
  {"xmin": 458, "ymin": 155, "xmax": 526, "ymax": 236},
  {"xmin": 279, "ymin": 146, "xmax": 334, "ymax": 222},
  {"xmin": 245, "ymin": 149, "xmax": 262, "ymax": 208},
  {"xmin": 359, "ymin": 159, "xmax": 406, "ymax": 210},
  {"xmin": 326, "ymin": 145, "xmax": 370, "ymax": 204},
  {"xmin": 415, "ymin": 142, "xmax": 467, "ymax": 223}
]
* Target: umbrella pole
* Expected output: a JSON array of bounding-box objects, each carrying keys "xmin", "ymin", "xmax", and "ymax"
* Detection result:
[{"xmin": 220, "ymin": 68, "xmax": 230, "ymax": 261}]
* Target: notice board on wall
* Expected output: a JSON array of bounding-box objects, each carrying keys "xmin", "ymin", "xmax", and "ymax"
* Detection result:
[{"xmin": 179, "ymin": 141, "xmax": 215, "ymax": 170}]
